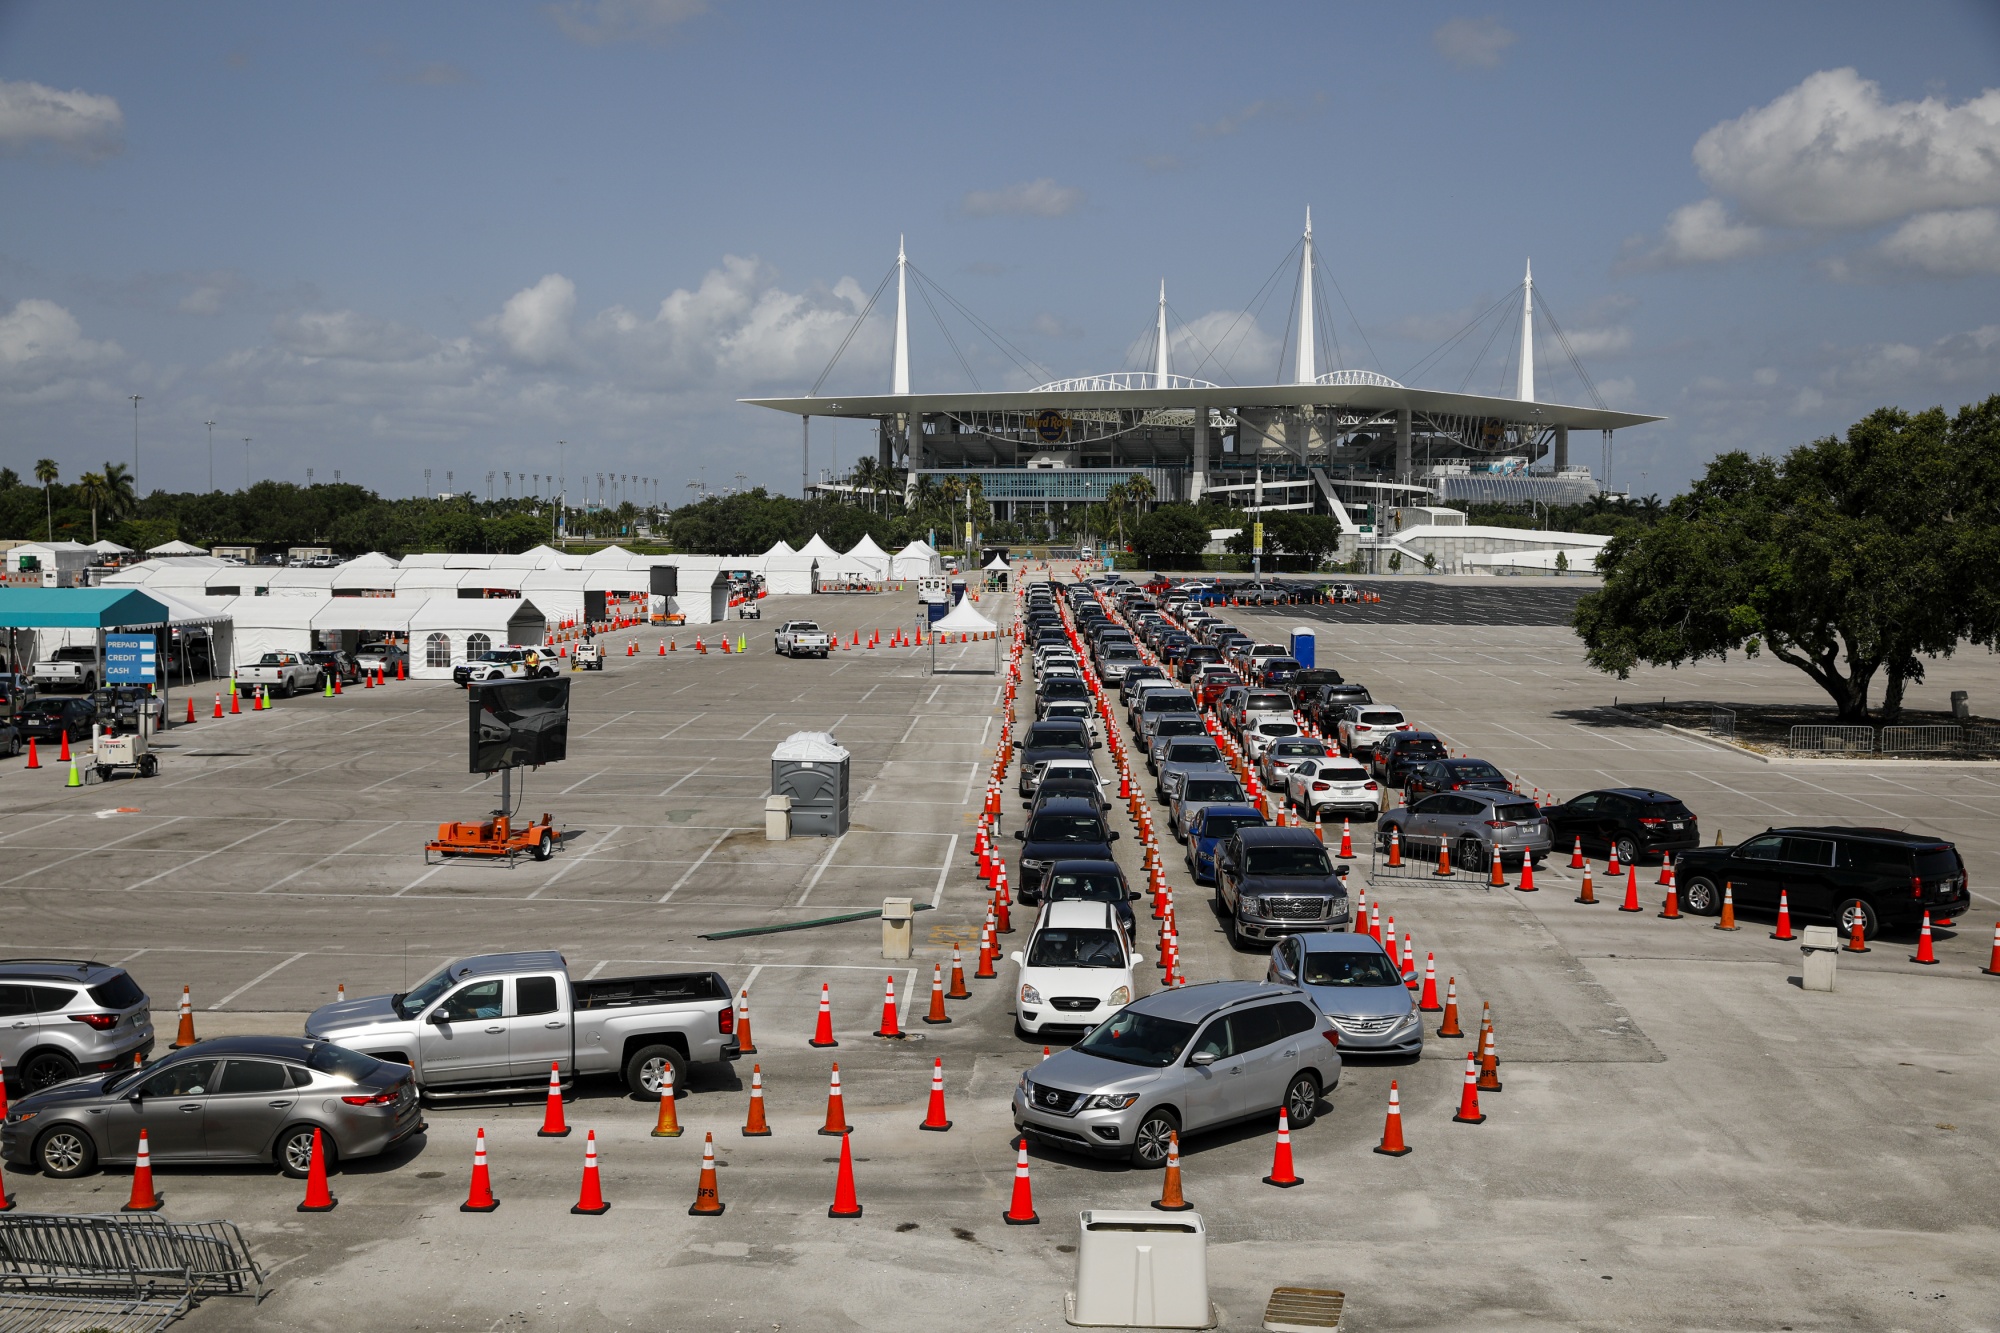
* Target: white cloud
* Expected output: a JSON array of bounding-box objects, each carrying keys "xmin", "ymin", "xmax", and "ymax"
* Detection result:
[
  {"xmin": 1166, "ymin": 311, "xmax": 1281, "ymax": 384},
  {"xmin": 491, "ymin": 274, "xmax": 578, "ymax": 365},
  {"xmin": 272, "ymin": 309, "xmax": 441, "ymax": 363},
  {"xmin": 1432, "ymin": 17, "xmax": 1516, "ymax": 70},
  {"xmin": 546, "ymin": 0, "xmax": 706, "ymax": 45},
  {"xmin": 0, "ymin": 298, "xmax": 122, "ymax": 389},
  {"xmin": 961, "ymin": 178, "xmax": 1085, "ymax": 219},
  {"xmin": 1195, "ymin": 101, "xmax": 1272, "ymax": 139},
  {"xmin": 1622, "ymin": 198, "xmax": 1768, "ymax": 269},
  {"xmin": 0, "ymin": 78, "xmax": 124, "ymax": 159},
  {"xmin": 1873, "ymin": 207, "xmax": 2000, "ymax": 276},
  {"xmin": 1694, "ymin": 69, "xmax": 2000, "ymax": 231}
]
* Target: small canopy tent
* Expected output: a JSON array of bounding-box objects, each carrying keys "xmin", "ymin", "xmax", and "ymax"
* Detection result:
[
  {"xmin": 892, "ymin": 541, "xmax": 940, "ymax": 579},
  {"xmin": 982, "ymin": 553, "xmax": 1011, "ymax": 589},
  {"xmin": 88, "ymin": 539, "xmax": 133, "ymax": 556},
  {"xmin": 764, "ymin": 550, "xmax": 815, "ymax": 596},
  {"xmin": 147, "ymin": 539, "xmax": 208, "ymax": 556},
  {"xmin": 0, "ymin": 588, "xmax": 174, "ymax": 677},
  {"xmin": 928, "ymin": 596, "xmax": 1000, "ymax": 675}
]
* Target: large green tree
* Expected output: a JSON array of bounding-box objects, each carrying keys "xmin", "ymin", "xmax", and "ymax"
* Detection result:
[
  {"xmin": 1574, "ymin": 397, "xmax": 2000, "ymax": 723},
  {"xmin": 1130, "ymin": 504, "xmax": 1210, "ymax": 568}
]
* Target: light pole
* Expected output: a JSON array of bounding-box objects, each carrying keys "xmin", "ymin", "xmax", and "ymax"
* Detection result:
[
  {"xmin": 204, "ymin": 420, "xmax": 216, "ymax": 492},
  {"xmin": 128, "ymin": 395, "xmax": 142, "ymax": 490},
  {"xmin": 243, "ymin": 439, "xmax": 251, "ymax": 490}
]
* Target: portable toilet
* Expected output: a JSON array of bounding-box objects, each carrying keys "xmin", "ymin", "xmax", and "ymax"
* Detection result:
[
  {"xmin": 770, "ymin": 731, "xmax": 850, "ymax": 837},
  {"xmin": 1288, "ymin": 626, "xmax": 1316, "ymax": 669}
]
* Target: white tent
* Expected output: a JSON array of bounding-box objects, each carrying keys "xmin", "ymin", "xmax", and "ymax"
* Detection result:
[
  {"xmin": 816, "ymin": 555, "xmax": 878, "ymax": 587},
  {"xmin": 331, "ymin": 553, "xmax": 400, "ymax": 594},
  {"xmin": 88, "ymin": 539, "xmax": 133, "ymax": 555},
  {"xmin": 764, "ymin": 539, "xmax": 798, "ymax": 560},
  {"xmin": 580, "ymin": 545, "xmax": 637, "ymax": 566},
  {"xmin": 983, "ymin": 554, "xmax": 1010, "ymax": 570},
  {"xmin": 933, "ymin": 599, "xmax": 996, "ymax": 634},
  {"xmin": 220, "ymin": 594, "xmax": 329, "ymax": 665},
  {"xmin": 407, "ymin": 598, "xmax": 548, "ymax": 678},
  {"xmin": 929, "ymin": 596, "xmax": 999, "ymax": 674},
  {"xmin": 798, "ymin": 533, "xmax": 840, "ymax": 564},
  {"xmin": 764, "ymin": 552, "xmax": 816, "ymax": 596},
  {"xmin": 892, "ymin": 540, "xmax": 940, "ymax": 579},
  {"xmin": 845, "ymin": 534, "xmax": 891, "ymax": 581},
  {"xmin": 147, "ymin": 539, "xmax": 208, "ymax": 556}
]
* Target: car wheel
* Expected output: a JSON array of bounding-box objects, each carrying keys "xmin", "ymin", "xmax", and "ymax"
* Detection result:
[
  {"xmin": 1836, "ymin": 897, "xmax": 1880, "ymax": 940},
  {"xmin": 1284, "ymin": 1072, "xmax": 1321, "ymax": 1128},
  {"xmin": 276, "ymin": 1123, "xmax": 335, "ymax": 1178},
  {"xmin": 20, "ymin": 1050, "xmax": 79, "ymax": 1092},
  {"xmin": 1681, "ymin": 876, "xmax": 1722, "ymax": 916},
  {"xmin": 533, "ymin": 829, "xmax": 554, "ymax": 861},
  {"xmin": 1614, "ymin": 836, "xmax": 1638, "ymax": 867},
  {"xmin": 1129, "ymin": 1109, "xmax": 1181, "ymax": 1168},
  {"xmin": 1222, "ymin": 912, "xmax": 1243, "ymax": 950},
  {"xmin": 34, "ymin": 1125, "xmax": 97, "ymax": 1178},
  {"xmin": 624, "ymin": 1044, "xmax": 687, "ymax": 1100}
]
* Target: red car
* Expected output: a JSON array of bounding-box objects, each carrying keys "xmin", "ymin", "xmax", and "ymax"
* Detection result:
[{"xmin": 1196, "ymin": 668, "xmax": 1241, "ymax": 709}]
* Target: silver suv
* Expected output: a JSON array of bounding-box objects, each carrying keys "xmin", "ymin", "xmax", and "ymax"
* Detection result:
[
  {"xmin": 1011, "ymin": 980, "xmax": 1341, "ymax": 1167},
  {"xmin": 0, "ymin": 959, "xmax": 155, "ymax": 1092}
]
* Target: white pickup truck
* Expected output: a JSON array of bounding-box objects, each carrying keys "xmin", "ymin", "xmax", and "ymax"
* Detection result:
[
  {"xmin": 304, "ymin": 951, "xmax": 739, "ymax": 1101},
  {"xmin": 774, "ymin": 620, "xmax": 832, "ymax": 658},
  {"xmin": 30, "ymin": 645, "xmax": 98, "ymax": 694},
  {"xmin": 237, "ymin": 651, "xmax": 321, "ymax": 698}
]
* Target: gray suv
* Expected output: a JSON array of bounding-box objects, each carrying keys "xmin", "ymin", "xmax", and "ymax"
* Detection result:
[
  {"xmin": 1011, "ymin": 981, "xmax": 1341, "ymax": 1167},
  {"xmin": 0, "ymin": 959, "xmax": 155, "ymax": 1092},
  {"xmin": 1377, "ymin": 790, "xmax": 1553, "ymax": 871}
]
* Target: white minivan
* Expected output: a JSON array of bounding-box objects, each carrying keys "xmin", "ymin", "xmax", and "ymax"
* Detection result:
[{"xmin": 1011, "ymin": 900, "xmax": 1136, "ymax": 1040}]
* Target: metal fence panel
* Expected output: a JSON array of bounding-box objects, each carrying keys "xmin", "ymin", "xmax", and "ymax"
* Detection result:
[
  {"xmin": 1965, "ymin": 725, "xmax": 2000, "ymax": 756},
  {"xmin": 1368, "ymin": 831, "xmax": 1493, "ymax": 888},
  {"xmin": 1787, "ymin": 725, "xmax": 1875, "ymax": 754},
  {"xmin": 1879, "ymin": 726, "xmax": 1962, "ymax": 754},
  {"xmin": 1711, "ymin": 707, "xmax": 1736, "ymax": 737},
  {"xmin": 0, "ymin": 1212, "xmax": 267, "ymax": 1333}
]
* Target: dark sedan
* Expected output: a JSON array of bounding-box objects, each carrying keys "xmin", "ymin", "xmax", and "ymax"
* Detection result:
[
  {"xmin": 1371, "ymin": 731, "xmax": 1447, "ymax": 788},
  {"xmin": 11, "ymin": 696, "xmax": 96, "ymax": 744},
  {"xmin": 1543, "ymin": 788, "xmax": 1699, "ymax": 866},
  {"xmin": 1041, "ymin": 859, "xmax": 1141, "ymax": 934},
  {"xmin": 2, "ymin": 1035, "xmax": 422, "ymax": 1180},
  {"xmin": 1404, "ymin": 758, "xmax": 1513, "ymax": 799},
  {"xmin": 1013, "ymin": 798, "xmax": 1119, "ymax": 903}
]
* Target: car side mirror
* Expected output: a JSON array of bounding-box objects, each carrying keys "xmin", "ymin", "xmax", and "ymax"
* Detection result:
[
  {"xmin": 1014, "ymin": 830, "xmax": 1025, "ymax": 841},
  {"xmin": 1011, "ymin": 740, "xmax": 1021, "ymax": 749},
  {"xmin": 1189, "ymin": 1050, "xmax": 1217, "ymax": 1067},
  {"xmin": 1108, "ymin": 831, "xmax": 1119, "ymax": 842},
  {"xmin": 427, "ymin": 1010, "xmax": 450, "ymax": 1025},
  {"xmin": 1128, "ymin": 890, "xmax": 1143, "ymax": 901},
  {"xmin": 1008, "ymin": 951, "xmax": 1023, "ymax": 966}
]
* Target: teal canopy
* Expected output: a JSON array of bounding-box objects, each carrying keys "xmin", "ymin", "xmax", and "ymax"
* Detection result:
[{"xmin": 0, "ymin": 588, "xmax": 172, "ymax": 629}]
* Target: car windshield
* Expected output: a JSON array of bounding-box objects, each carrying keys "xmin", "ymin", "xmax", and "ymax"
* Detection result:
[
  {"xmin": 393, "ymin": 965, "xmax": 460, "ymax": 1019},
  {"xmin": 1042, "ymin": 678, "xmax": 1088, "ymax": 697},
  {"xmin": 1047, "ymin": 873, "xmax": 1126, "ymax": 904},
  {"xmin": 1027, "ymin": 816, "xmax": 1108, "ymax": 844},
  {"xmin": 1142, "ymin": 693, "xmax": 1195, "ymax": 712},
  {"xmin": 1302, "ymin": 951, "xmax": 1404, "ymax": 986},
  {"xmin": 1075, "ymin": 1009, "xmax": 1197, "ymax": 1067},
  {"xmin": 20, "ymin": 699, "xmax": 73, "ymax": 719},
  {"xmin": 1026, "ymin": 927, "xmax": 1126, "ymax": 968},
  {"xmin": 1044, "ymin": 702, "xmax": 1088, "ymax": 718},
  {"xmin": 1246, "ymin": 692, "xmax": 1292, "ymax": 712},
  {"xmin": 1153, "ymin": 718, "xmax": 1204, "ymax": 738},
  {"xmin": 1641, "ymin": 800, "xmax": 1695, "ymax": 820},
  {"xmin": 1183, "ymin": 779, "xmax": 1244, "ymax": 802},
  {"xmin": 88, "ymin": 974, "xmax": 145, "ymax": 1009},
  {"xmin": 1165, "ymin": 742, "xmax": 1222, "ymax": 765},
  {"xmin": 256, "ymin": 654, "xmax": 285, "ymax": 665},
  {"xmin": 1025, "ymin": 727, "xmax": 1088, "ymax": 751},
  {"xmin": 1103, "ymin": 646, "xmax": 1139, "ymax": 659},
  {"xmin": 1264, "ymin": 659, "xmax": 1301, "ymax": 673},
  {"xmin": 1915, "ymin": 848, "xmax": 1960, "ymax": 879},
  {"xmin": 1397, "ymin": 740, "xmax": 1446, "ymax": 760},
  {"xmin": 1270, "ymin": 741, "xmax": 1325, "ymax": 758},
  {"xmin": 1257, "ymin": 723, "xmax": 1300, "ymax": 738},
  {"xmin": 790, "ymin": 622, "xmax": 820, "ymax": 633},
  {"xmin": 1246, "ymin": 845, "xmax": 1333, "ymax": 876},
  {"xmin": 308, "ymin": 1043, "xmax": 385, "ymax": 1081}
]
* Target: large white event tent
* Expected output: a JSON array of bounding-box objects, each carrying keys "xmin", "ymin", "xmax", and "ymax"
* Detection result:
[
  {"xmin": 844, "ymin": 534, "xmax": 891, "ymax": 581},
  {"xmin": 892, "ymin": 541, "xmax": 940, "ymax": 579}
]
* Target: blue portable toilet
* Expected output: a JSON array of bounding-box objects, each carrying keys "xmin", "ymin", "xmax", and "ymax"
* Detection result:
[{"xmin": 1288, "ymin": 626, "xmax": 1316, "ymax": 669}]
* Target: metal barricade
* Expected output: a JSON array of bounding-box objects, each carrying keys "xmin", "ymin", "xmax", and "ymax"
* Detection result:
[
  {"xmin": 1964, "ymin": 725, "xmax": 2000, "ymax": 757},
  {"xmin": 1787, "ymin": 725, "xmax": 1874, "ymax": 754},
  {"xmin": 1710, "ymin": 706, "xmax": 1736, "ymax": 737},
  {"xmin": 0, "ymin": 1212, "xmax": 267, "ymax": 1333},
  {"xmin": 1879, "ymin": 726, "xmax": 1961, "ymax": 755},
  {"xmin": 1367, "ymin": 831, "xmax": 1492, "ymax": 889}
]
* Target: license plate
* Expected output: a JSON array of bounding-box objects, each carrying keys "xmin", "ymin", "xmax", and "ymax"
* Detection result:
[{"xmin": 1671, "ymin": 822, "xmax": 1685, "ymax": 830}]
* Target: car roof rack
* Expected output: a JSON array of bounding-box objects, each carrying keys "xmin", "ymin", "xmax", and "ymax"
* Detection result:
[{"xmin": 0, "ymin": 957, "xmax": 107, "ymax": 971}]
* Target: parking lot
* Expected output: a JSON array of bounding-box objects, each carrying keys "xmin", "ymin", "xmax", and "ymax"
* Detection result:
[{"xmin": 1, "ymin": 576, "xmax": 1996, "ymax": 1332}]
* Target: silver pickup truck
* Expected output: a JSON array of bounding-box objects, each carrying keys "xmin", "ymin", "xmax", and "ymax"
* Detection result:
[
  {"xmin": 303, "ymin": 951, "xmax": 738, "ymax": 1101},
  {"xmin": 774, "ymin": 620, "xmax": 831, "ymax": 657},
  {"xmin": 237, "ymin": 651, "xmax": 321, "ymax": 698}
]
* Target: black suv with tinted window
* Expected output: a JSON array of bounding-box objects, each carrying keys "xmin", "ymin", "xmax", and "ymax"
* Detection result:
[
  {"xmin": 1371, "ymin": 731, "xmax": 1447, "ymax": 788},
  {"xmin": 1673, "ymin": 827, "xmax": 1968, "ymax": 937},
  {"xmin": 1542, "ymin": 787, "xmax": 1698, "ymax": 866},
  {"xmin": 1013, "ymin": 797, "xmax": 1119, "ymax": 903}
]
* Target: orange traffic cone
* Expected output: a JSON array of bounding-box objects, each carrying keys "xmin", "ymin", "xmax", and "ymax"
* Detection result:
[
  {"xmin": 1478, "ymin": 1025, "xmax": 1503, "ymax": 1093},
  {"xmin": 536, "ymin": 1062, "xmax": 570, "ymax": 1137},
  {"xmin": 1264, "ymin": 1108, "xmax": 1304, "ymax": 1185},
  {"xmin": 59, "ymin": 730, "xmax": 70, "ymax": 762},
  {"xmin": 818, "ymin": 1063, "xmax": 851, "ymax": 1136},
  {"xmin": 735, "ymin": 989, "xmax": 757, "ymax": 1055},
  {"xmin": 1912, "ymin": 911, "xmax": 1939, "ymax": 965},
  {"xmin": 1002, "ymin": 1138, "xmax": 1040, "ymax": 1224},
  {"xmin": 1716, "ymin": 883, "xmax": 1740, "ymax": 931},
  {"xmin": 460, "ymin": 1127, "xmax": 499, "ymax": 1212},
  {"xmin": 0, "ymin": 1157, "xmax": 12, "ymax": 1212},
  {"xmin": 570, "ymin": 1129, "xmax": 609, "ymax": 1215},
  {"xmin": 1771, "ymin": 891, "xmax": 1796, "ymax": 941},
  {"xmin": 1844, "ymin": 911, "xmax": 1870, "ymax": 953},
  {"xmin": 1152, "ymin": 1131, "xmax": 1193, "ymax": 1211},
  {"xmin": 1981, "ymin": 922, "xmax": 2000, "ymax": 975},
  {"xmin": 1400, "ymin": 934, "xmax": 1416, "ymax": 985},
  {"xmin": 947, "ymin": 944, "xmax": 970, "ymax": 999},
  {"xmin": 650, "ymin": 1063, "xmax": 683, "ymax": 1138},
  {"xmin": 1617, "ymin": 864, "xmax": 1641, "ymax": 911},
  {"xmin": 1435, "ymin": 838, "xmax": 1453, "ymax": 877},
  {"xmin": 1658, "ymin": 870, "xmax": 1680, "ymax": 919},
  {"xmin": 975, "ymin": 918, "xmax": 998, "ymax": 979},
  {"xmin": 184, "ymin": 697, "xmax": 196, "ymax": 725},
  {"xmin": 741, "ymin": 1064, "xmax": 772, "ymax": 1136},
  {"xmin": 687, "ymin": 1132, "xmax": 725, "ymax": 1216},
  {"xmin": 23, "ymin": 738, "xmax": 37, "ymax": 769},
  {"xmin": 1518, "ymin": 857, "xmax": 1536, "ymax": 892},
  {"xmin": 828, "ymin": 1132, "xmax": 863, "ymax": 1218},
  {"xmin": 873, "ymin": 975, "xmax": 904, "ymax": 1039},
  {"xmin": 1417, "ymin": 954, "xmax": 1441, "ymax": 1011},
  {"xmin": 123, "ymin": 1128, "xmax": 165, "ymax": 1211},
  {"xmin": 1607, "ymin": 846, "xmax": 1622, "ymax": 878},
  {"xmin": 212, "ymin": 694, "xmax": 223, "ymax": 719},
  {"xmin": 297, "ymin": 1128, "xmax": 337, "ymax": 1211},
  {"xmin": 920, "ymin": 1057, "xmax": 952, "ymax": 1131},
  {"xmin": 1570, "ymin": 836, "xmax": 1585, "ymax": 869},
  {"xmin": 1369, "ymin": 902, "xmax": 1383, "ymax": 944},
  {"xmin": 170, "ymin": 986, "xmax": 197, "ymax": 1048},
  {"xmin": 1576, "ymin": 866, "xmax": 1597, "ymax": 905},
  {"xmin": 1336, "ymin": 819, "xmax": 1354, "ymax": 859},
  {"xmin": 922, "ymin": 963, "xmax": 951, "ymax": 1024},
  {"xmin": 1452, "ymin": 1051, "xmax": 1486, "ymax": 1125},
  {"xmin": 1373, "ymin": 1081, "xmax": 1412, "ymax": 1157},
  {"xmin": 809, "ymin": 982, "xmax": 838, "ymax": 1047},
  {"xmin": 1488, "ymin": 852, "xmax": 1507, "ymax": 887},
  {"xmin": 1387, "ymin": 827, "xmax": 1402, "ymax": 866}
]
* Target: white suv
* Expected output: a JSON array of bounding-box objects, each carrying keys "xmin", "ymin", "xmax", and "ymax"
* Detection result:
[
  {"xmin": 1010, "ymin": 900, "xmax": 1135, "ymax": 1040},
  {"xmin": 1338, "ymin": 705, "xmax": 1409, "ymax": 758}
]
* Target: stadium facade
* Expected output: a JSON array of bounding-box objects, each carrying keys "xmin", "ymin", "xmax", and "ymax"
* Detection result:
[{"xmin": 743, "ymin": 217, "xmax": 1660, "ymax": 539}]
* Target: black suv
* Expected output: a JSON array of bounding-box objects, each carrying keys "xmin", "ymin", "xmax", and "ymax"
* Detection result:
[
  {"xmin": 1371, "ymin": 731, "xmax": 1448, "ymax": 788},
  {"xmin": 1673, "ymin": 827, "xmax": 1968, "ymax": 937},
  {"xmin": 1542, "ymin": 788, "xmax": 1698, "ymax": 866},
  {"xmin": 1404, "ymin": 758, "xmax": 1512, "ymax": 799},
  {"xmin": 1013, "ymin": 798, "xmax": 1120, "ymax": 903}
]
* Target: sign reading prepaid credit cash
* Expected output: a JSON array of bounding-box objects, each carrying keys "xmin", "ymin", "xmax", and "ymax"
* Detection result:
[{"xmin": 103, "ymin": 633, "xmax": 156, "ymax": 684}]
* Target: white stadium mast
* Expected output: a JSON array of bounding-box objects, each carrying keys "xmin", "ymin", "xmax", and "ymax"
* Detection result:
[
  {"xmin": 1294, "ymin": 208, "xmax": 1316, "ymax": 385},
  {"xmin": 892, "ymin": 236, "xmax": 911, "ymax": 396},
  {"xmin": 1154, "ymin": 280, "xmax": 1171, "ymax": 389},
  {"xmin": 1517, "ymin": 259, "xmax": 1534, "ymax": 402}
]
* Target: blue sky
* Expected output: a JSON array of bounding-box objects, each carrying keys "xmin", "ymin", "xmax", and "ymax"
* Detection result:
[{"xmin": 3, "ymin": 0, "xmax": 1997, "ymax": 504}]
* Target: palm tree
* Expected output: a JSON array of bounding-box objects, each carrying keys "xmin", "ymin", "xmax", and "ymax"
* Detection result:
[
  {"xmin": 76, "ymin": 470, "xmax": 106, "ymax": 542},
  {"xmin": 33, "ymin": 458, "xmax": 57, "ymax": 540},
  {"xmin": 100, "ymin": 461, "xmax": 136, "ymax": 523}
]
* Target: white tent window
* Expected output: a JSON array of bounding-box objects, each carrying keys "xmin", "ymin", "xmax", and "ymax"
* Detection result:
[
  {"xmin": 466, "ymin": 631, "xmax": 491, "ymax": 657},
  {"xmin": 425, "ymin": 632, "xmax": 452, "ymax": 668}
]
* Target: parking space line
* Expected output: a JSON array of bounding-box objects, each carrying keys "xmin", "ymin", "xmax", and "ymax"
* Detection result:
[
  {"xmin": 0, "ymin": 813, "xmax": 74, "ymax": 843},
  {"xmin": 362, "ymin": 764, "xmax": 433, "ymax": 792},
  {"xmin": 657, "ymin": 713, "xmax": 705, "ymax": 741},
  {"xmin": 1490, "ymin": 722, "xmax": 1555, "ymax": 750},
  {"xmin": 269, "ymin": 759, "xmax": 351, "ymax": 788},
  {"xmin": 211, "ymin": 951, "xmax": 308, "ymax": 1009},
  {"xmin": 794, "ymin": 832, "xmax": 849, "ymax": 906},
  {"xmin": 736, "ymin": 712, "xmax": 777, "ymax": 740},
  {"xmin": 657, "ymin": 764, "xmax": 708, "ymax": 797},
  {"xmin": 259, "ymin": 822, "xmax": 403, "ymax": 892},
  {"xmin": 124, "ymin": 819, "xmax": 294, "ymax": 891},
  {"xmin": 659, "ymin": 830, "xmax": 734, "ymax": 903},
  {"xmin": 1, "ymin": 817, "xmax": 186, "ymax": 885},
  {"xmin": 115, "ymin": 947, "xmax": 148, "ymax": 965},
  {"xmin": 559, "ymin": 767, "xmax": 607, "ymax": 795},
  {"xmin": 584, "ymin": 959, "xmax": 609, "ymax": 978},
  {"xmin": 931, "ymin": 833, "xmax": 959, "ymax": 908},
  {"xmin": 580, "ymin": 710, "xmax": 636, "ymax": 738},
  {"xmin": 529, "ymin": 824, "xmax": 626, "ymax": 897},
  {"xmin": 394, "ymin": 865, "xmax": 446, "ymax": 897}
]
